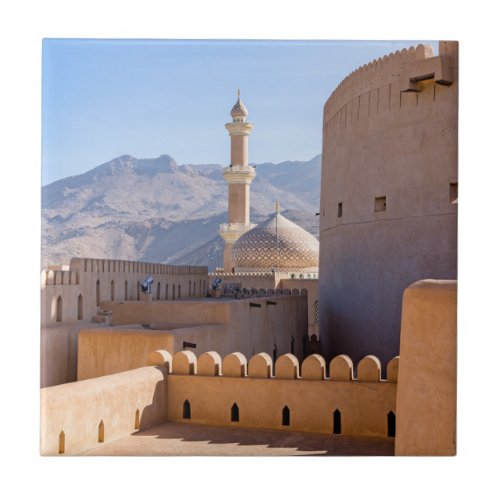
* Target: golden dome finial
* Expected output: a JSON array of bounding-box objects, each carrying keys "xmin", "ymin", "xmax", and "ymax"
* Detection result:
[
  {"xmin": 237, "ymin": 88, "xmax": 240, "ymax": 98},
  {"xmin": 275, "ymin": 200, "xmax": 280, "ymax": 214}
]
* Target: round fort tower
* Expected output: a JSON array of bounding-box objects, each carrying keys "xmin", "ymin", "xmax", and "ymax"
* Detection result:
[{"xmin": 319, "ymin": 42, "xmax": 458, "ymax": 369}]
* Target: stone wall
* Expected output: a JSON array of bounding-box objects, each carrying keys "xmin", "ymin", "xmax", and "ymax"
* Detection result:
[
  {"xmin": 165, "ymin": 350, "xmax": 397, "ymax": 437},
  {"xmin": 319, "ymin": 42, "xmax": 458, "ymax": 368},
  {"xmin": 40, "ymin": 365, "xmax": 168, "ymax": 455},
  {"xmin": 81, "ymin": 294, "xmax": 308, "ymax": 379},
  {"xmin": 395, "ymin": 280, "xmax": 456, "ymax": 455},
  {"xmin": 40, "ymin": 257, "xmax": 208, "ymax": 387}
]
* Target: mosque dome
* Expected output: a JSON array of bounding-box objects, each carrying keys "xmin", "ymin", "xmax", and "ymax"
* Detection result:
[
  {"xmin": 230, "ymin": 90, "xmax": 248, "ymax": 119},
  {"xmin": 232, "ymin": 213, "xmax": 319, "ymax": 273}
]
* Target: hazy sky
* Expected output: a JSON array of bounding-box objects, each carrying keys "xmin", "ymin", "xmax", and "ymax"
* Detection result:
[{"xmin": 42, "ymin": 39, "xmax": 438, "ymax": 185}]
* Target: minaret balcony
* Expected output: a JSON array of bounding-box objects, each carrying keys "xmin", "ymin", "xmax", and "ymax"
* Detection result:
[
  {"xmin": 219, "ymin": 222, "xmax": 256, "ymax": 243},
  {"xmin": 223, "ymin": 165, "xmax": 256, "ymax": 184}
]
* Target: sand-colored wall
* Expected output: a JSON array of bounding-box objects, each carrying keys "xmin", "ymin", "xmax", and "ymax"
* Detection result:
[
  {"xmin": 40, "ymin": 321, "xmax": 109, "ymax": 388},
  {"xmin": 280, "ymin": 279, "xmax": 318, "ymax": 337},
  {"xmin": 102, "ymin": 298, "xmax": 229, "ymax": 326},
  {"xmin": 164, "ymin": 350, "xmax": 396, "ymax": 437},
  {"xmin": 81, "ymin": 295, "xmax": 307, "ymax": 379},
  {"xmin": 210, "ymin": 272, "xmax": 279, "ymax": 293},
  {"xmin": 77, "ymin": 324, "xmax": 225, "ymax": 380},
  {"xmin": 40, "ymin": 366, "xmax": 168, "ymax": 455},
  {"xmin": 41, "ymin": 257, "xmax": 208, "ymax": 326},
  {"xmin": 167, "ymin": 376, "xmax": 395, "ymax": 437},
  {"xmin": 319, "ymin": 42, "xmax": 458, "ymax": 368},
  {"xmin": 395, "ymin": 280, "xmax": 456, "ymax": 456}
]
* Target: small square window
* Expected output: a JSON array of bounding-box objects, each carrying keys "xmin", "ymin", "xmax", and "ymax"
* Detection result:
[
  {"xmin": 450, "ymin": 182, "xmax": 458, "ymax": 204},
  {"xmin": 375, "ymin": 196, "xmax": 387, "ymax": 212},
  {"xmin": 337, "ymin": 202, "xmax": 343, "ymax": 217}
]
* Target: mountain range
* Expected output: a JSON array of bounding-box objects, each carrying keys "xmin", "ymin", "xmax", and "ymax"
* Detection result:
[{"xmin": 41, "ymin": 154, "xmax": 321, "ymax": 270}]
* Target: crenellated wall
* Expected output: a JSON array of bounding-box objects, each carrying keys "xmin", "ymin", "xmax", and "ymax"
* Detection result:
[
  {"xmin": 41, "ymin": 257, "xmax": 208, "ymax": 326},
  {"xmin": 79, "ymin": 293, "xmax": 308, "ymax": 379},
  {"xmin": 319, "ymin": 41, "xmax": 458, "ymax": 368},
  {"xmin": 40, "ymin": 257, "xmax": 209, "ymax": 388},
  {"xmin": 41, "ymin": 350, "xmax": 397, "ymax": 455},
  {"xmin": 164, "ymin": 350, "xmax": 397, "ymax": 438}
]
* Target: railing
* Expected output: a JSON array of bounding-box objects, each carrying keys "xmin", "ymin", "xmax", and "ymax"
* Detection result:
[
  {"xmin": 219, "ymin": 222, "xmax": 256, "ymax": 233},
  {"xmin": 222, "ymin": 164, "xmax": 255, "ymax": 174}
]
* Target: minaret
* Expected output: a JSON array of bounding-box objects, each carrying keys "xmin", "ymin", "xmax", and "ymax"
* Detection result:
[{"xmin": 219, "ymin": 90, "xmax": 256, "ymax": 272}]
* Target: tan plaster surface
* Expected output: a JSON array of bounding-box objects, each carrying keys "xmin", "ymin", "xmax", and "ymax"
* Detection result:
[
  {"xmin": 395, "ymin": 279, "xmax": 456, "ymax": 456},
  {"xmin": 81, "ymin": 422, "xmax": 394, "ymax": 456},
  {"xmin": 319, "ymin": 43, "xmax": 458, "ymax": 367}
]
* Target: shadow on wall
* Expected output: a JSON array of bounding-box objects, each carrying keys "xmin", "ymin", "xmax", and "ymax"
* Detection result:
[{"xmin": 52, "ymin": 366, "xmax": 168, "ymax": 455}]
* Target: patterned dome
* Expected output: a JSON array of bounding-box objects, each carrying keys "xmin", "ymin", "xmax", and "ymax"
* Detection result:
[
  {"xmin": 230, "ymin": 93, "xmax": 248, "ymax": 119},
  {"xmin": 232, "ymin": 213, "xmax": 319, "ymax": 273}
]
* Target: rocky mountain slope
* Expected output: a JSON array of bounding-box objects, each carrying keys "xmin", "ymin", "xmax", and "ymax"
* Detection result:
[{"xmin": 41, "ymin": 154, "xmax": 321, "ymax": 270}]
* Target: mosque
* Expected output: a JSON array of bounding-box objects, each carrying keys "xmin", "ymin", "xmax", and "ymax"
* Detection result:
[{"xmin": 40, "ymin": 41, "xmax": 458, "ymax": 457}]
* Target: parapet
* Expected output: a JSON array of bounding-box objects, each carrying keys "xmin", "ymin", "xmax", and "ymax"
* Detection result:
[
  {"xmin": 68, "ymin": 257, "xmax": 208, "ymax": 276},
  {"xmin": 154, "ymin": 350, "xmax": 399, "ymax": 383},
  {"xmin": 324, "ymin": 42, "xmax": 457, "ymax": 125}
]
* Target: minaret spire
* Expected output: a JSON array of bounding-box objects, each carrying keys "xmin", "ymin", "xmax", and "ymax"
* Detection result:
[{"xmin": 219, "ymin": 91, "xmax": 256, "ymax": 272}]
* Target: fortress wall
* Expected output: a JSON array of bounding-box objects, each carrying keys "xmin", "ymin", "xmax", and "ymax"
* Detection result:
[
  {"xmin": 280, "ymin": 278, "xmax": 318, "ymax": 337},
  {"xmin": 77, "ymin": 324, "xmax": 226, "ymax": 380},
  {"xmin": 40, "ymin": 321, "xmax": 108, "ymax": 388},
  {"xmin": 79, "ymin": 295, "xmax": 307, "ymax": 379},
  {"xmin": 319, "ymin": 42, "xmax": 458, "ymax": 367},
  {"xmin": 395, "ymin": 280, "xmax": 456, "ymax": 455},
  {"xmin": 40, "ymin": 366, "xmax": 168, "ymax": 456},
  {"xmin": 103, "ymin": 299, "xmax": 230, "ymax": 326},
  {"xmin": 209, "ymin": 272, "xmax": 278, "ymax": 292},
  {"xmin": 164, "ymin": 351, "xmax": 396, "ymax": 438},
  {"xmin": 41, "ymin": 258, "xmax": 209, "ymax": 326}
]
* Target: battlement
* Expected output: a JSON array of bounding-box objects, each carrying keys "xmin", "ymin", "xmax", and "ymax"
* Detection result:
[
  {"xmin": 149, "ymin": 349, "xmax": 398, "ymax": 383},
  {"xmin": 68, "ymin": 257, "xmax": 207, "ymax": 276},
  {"xmin": 323, "ymin": 42, "xmax": 457, "ymax": 128}
]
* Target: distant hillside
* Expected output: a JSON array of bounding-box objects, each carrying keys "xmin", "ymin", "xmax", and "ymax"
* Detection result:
[{"xmin": 41, "ymin": 154, "xmax": 321, "ymax": 270}]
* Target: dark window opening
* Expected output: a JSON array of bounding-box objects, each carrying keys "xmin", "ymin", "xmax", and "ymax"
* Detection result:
[
  {"xmin": 231, "ymin": 403, "xmax": 239, "ymax": 422},
  {"xmin": 337, "ymin": 202, "xmax": 343, "ymax": 217},
  {"xmin": 282, "ymin": 406, "xmax": 290, "ymax": 426},
  {"xmin": 333, "ymin": 409, "xmax": 341, "ymax": 434},
  {"xmin": 387, "ymin": 411, "xmax": 396, "ymax": 437},
  {"xmin": 183, "ymin": 400, "xmax": 191, "ymax": 419},
  {"xmin": 56, "ymin": 296, "xmax": 62, "ymax": 322},
  {"xmin": 96, "ymin": 280, "xmax": 101, "ymax": 306},
  {"xmin": 450, "ymin": 182, "xmax": 458, "ymax": 204},
  {"xmin": 77, "ymin": 294, "xmax": 83, "ymax": 320},
  {"xmin": 375, "ymin": 196, "xmax": 387, "ymax": 212}
]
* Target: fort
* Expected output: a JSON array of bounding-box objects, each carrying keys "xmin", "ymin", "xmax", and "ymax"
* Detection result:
[
  {"xmin": 319, "ymin": 41, "xmax": 458, "ymax": 367},
  {"xmin": 40, "ymin": 41, "xmax": 458, "ymax": 457}
]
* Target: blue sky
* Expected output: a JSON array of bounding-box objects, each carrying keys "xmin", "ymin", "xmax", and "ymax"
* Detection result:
[{"xmin": 42, "ymin": 39, "xmax": 438, "ymax": 185}]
